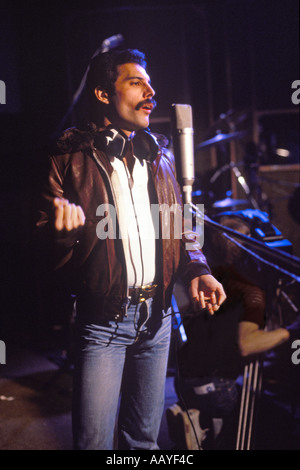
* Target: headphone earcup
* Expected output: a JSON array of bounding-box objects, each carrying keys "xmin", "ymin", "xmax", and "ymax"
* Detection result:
[
  {"xmin": 94, "ymin": 127, "xmax": 128, "ymax": 159},
  {"xmin": 132, "ymin": 130, "xmax": 159, "ymax": 162},
  {"xmin": 94, "ymin": 127, "xmax": 159, "ymax": 162}
]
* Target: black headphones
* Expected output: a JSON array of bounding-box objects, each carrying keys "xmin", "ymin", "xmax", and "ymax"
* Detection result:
[{"xmin": 93, "ymin": 126, "xmax": 159, "ymax": 162}]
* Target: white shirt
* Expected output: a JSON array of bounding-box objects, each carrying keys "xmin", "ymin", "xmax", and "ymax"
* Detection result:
[{"xmin": 110, "ymin": 155, "xmax": 156, "ymax": 287}]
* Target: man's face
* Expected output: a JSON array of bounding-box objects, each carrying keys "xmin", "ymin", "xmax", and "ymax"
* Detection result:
[{"xmin": 99, "ymin": 63, "xmax": 156, "ymax": 135}]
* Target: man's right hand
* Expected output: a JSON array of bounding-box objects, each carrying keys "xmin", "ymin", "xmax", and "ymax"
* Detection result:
[{"xmin": 54, "ymin": 197, "xmax": 86, "ymax": 231}]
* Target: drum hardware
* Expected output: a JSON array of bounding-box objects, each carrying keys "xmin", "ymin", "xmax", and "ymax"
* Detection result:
[
  {"xmin": 208, "ymin": 160, "xmax": 261, "ymax": 211},
  {"xmin": 212, "ymin": 209, "xmax": 293, "ymax": 254},
  {"xmin": 196, "ymin": 107, "xmax": 250, "ymax": 151},
  {"xmin": 236, "ymin": 359, "xmax": 263, "ymax": 450},
  {"xmin": 212, "ymin": 197, "xmax": 249, "ymax": 209},
  {"xmin": 196, "ymin": 130, "xmax": 248, "ymax": 151},
  {"xmin": 184, "ymin": 202, "xmax": 300, "ymax": 449}
]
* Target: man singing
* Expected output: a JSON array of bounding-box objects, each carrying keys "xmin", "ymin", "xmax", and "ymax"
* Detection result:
[{"xmin": 37, "ymin": 48, "xmax": 226, "ymax": 450}]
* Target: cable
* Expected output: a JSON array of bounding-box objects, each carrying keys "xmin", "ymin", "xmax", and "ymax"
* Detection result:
[
  {"xmin": 122, "ymin": 157, "xmax": 145, "ymax": 288},
  {"xmin": 167, "ymin": 298, "xmax": 207, "ymax": 450},
  {"xmin": 173, "ymin": 330, "xmax": 203, "ymax": 450},
  {"xmin": 122, "ymin": 156, "xmax": 149, "ymax": 334},
  {"xmin": 222, "ymin": 232, "xmax": 300, "ymax": 283}
]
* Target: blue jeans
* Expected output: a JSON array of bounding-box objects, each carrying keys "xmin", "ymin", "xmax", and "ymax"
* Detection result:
[{"xmin": 72, "ymin": 299, "xmax": 172, "ymax": 450}]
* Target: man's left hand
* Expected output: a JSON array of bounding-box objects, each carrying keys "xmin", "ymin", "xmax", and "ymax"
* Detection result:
[{"xmin": 189, "ymin": 274, "xmax": 226, "ymax": 315}]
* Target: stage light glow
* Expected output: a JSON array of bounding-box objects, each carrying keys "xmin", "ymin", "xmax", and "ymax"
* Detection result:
[
  {"xmin": 276, "ymin": 148, "xmax": 290, "ymax": 157},
  {"xmin": 238, "ymin": 175, "xmax": 246, "ymax": 186}
]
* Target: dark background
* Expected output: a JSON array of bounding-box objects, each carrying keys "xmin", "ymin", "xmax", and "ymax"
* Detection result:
[{"xmin": 0, "ymin": 0, "xmax": 299, "ymax": 346}]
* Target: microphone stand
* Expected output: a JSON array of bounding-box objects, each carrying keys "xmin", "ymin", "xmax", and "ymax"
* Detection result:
[
  {"xmin": 189, "ymin": 202, "xmax": 300, "ymax": 282},
  {"xmin": 189, "ymin": 202, "xmax": 299, "ymax": 450}
]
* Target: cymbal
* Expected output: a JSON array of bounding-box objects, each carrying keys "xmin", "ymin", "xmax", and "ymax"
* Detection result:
[
  {"xmin": 213, "ymin": 197, "xmax": 248, "ymax": 208},
  {"xmin": 196, "ymin": 130, "xmax": 248, "ymax": 150},
  {"xmin": 211, "ymin": 109, "xmax": 250, "ymax": 130}
]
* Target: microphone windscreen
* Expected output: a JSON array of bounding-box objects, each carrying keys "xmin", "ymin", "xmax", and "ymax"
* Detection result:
[
  {"xmin": 171, "ymin": 104, "xmax": 195, "ymax": 204},
  {"xmin": 171, "ymin": 104, "xmax": 193, "ymax": 130}
]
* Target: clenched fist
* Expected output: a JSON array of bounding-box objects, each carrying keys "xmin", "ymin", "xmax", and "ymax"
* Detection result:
[{"xmin": 54, "ymin": 197, "xmax": 86, "ymax": 231}]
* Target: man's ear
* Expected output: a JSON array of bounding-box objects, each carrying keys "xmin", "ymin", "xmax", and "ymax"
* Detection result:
[{"xmin": 95, "ymin": 87, "xmax": 109, "ymax": 104}]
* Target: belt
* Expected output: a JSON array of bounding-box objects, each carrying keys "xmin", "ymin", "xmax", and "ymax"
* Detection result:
[{"xmin": 128, "ymin": 284, "xmax": 157, "ymax": 305}]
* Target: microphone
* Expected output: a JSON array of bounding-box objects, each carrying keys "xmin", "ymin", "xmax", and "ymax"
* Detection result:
[
  {"xmin": 100, "ymin": 34, "xmax": 124, "ymax": 54},
  {"xmin": 171, "ymin": 104, "xmax": 195, "ymax": 204}
]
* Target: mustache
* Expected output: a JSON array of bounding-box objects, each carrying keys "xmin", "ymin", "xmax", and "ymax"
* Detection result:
[{"xmin": 135, "ymin": 98, "xmax": 157, "ymax": 111}]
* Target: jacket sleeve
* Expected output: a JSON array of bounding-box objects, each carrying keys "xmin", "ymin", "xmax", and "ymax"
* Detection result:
[
  {"xmin": 36, "ymin": 154, "xmax": 82, "ymax": 271},
  {"xmin": 179, "ymin": 229, "xmax": 211, "ymax": 285}
]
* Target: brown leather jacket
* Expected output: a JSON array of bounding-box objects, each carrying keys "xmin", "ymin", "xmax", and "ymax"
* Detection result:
[{"xmin": 37, "ymin": 128, "xmax": 210, "ymax": 322}]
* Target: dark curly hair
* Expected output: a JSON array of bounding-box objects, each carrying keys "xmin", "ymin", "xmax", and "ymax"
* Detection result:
[{"xmin": 84, "ymin": 49, "xmax": 147, "ymax": 127}]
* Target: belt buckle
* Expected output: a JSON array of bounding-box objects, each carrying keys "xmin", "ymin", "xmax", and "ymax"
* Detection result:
[
  {"xmin": 130, "ymin": 284, "xmax": 157, "ymax": 304},
  {"xmin": 141, "ymin": 284, "xmax": 157, "ymax": 302},
  {"xmin": 139, "ymin": 284, "xmax": 152, "ymax": 302}
]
